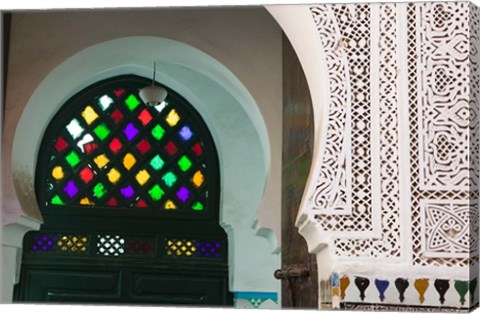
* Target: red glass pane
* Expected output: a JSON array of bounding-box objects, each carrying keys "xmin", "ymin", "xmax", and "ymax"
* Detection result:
[
  {"xmin": 109, "ymin": 138, "xmax": 123, "ymax": 154},
  {"xmin": 136, "ymin": 199, "xmax": 148, "ymax": 208},
  {"xmin": 165, "ymin": 141, "xmax": 178, "ymax": 156},
  {"xmin": 107, "ymin": 197, "xmax": 118, "ymax": 206},
  {"xmin": 55, "ymin": 136, "xmax": 69, "ymax": 152},
  {"xmin": 84, "ymin": 142, "xmax": 98, "ymax": 154},
  {"xmin": 136, "ymin": 139, "xmax": 152, "ymax": 155},
  {"xmin": 111, "ymin": 109, "xmax": 124, "ymax": 124},
  {"xmin": 114, "ymin": 89, "xmax": 125, "ymax": 97},
  {"xmin": 192, "ymin": 142, "xmax": 203, "ymax": 156},
  {"xmin": 138, "ymin": 109, "xmax": 153, "ymax": 126},
  {"xmin": 126, "ymin": 239, "xmax": 154, "ymax": 254},
  {"xmin": 79, "ymin": 167, "xmax": 94, "ymax": 184}
]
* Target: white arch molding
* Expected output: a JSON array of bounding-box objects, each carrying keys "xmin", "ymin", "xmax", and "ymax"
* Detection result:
[{"xmin": 10, "ymin": 36, "xmax": 280, "ymax": 298}]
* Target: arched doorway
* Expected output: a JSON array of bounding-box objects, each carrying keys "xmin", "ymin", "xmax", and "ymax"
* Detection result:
[{"xmin": 14, "ymin": 75, "xmax": 232, "ymax": 306}]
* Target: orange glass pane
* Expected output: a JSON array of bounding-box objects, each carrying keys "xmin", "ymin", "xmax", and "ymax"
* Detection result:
[
  {"xmin": 94, "ymin": 154, "xmax": 110, "ymax": 169},
  {"xmin": 107, "ymin": 168, "xmax": 121, "ymax": 183},
  {"xmin": 52, "ymin": 166, "xmax": 64, "ymax": 180},
  {"xmin": 80, "ymin": 197, "xmax": 94, "ymax": 205},
  {"xmin": 192, "ymin": 171, "xmax": 204, "ymax": 188},
  {"xmin": 166, "ymin": 109, "xmax": 180, "ymax": 127},
  {"xmin": 123, "ymin": 153, "xmax": 136, "ymax": 170},
  {"xmin": 81, "ymin": 105, "xmax": 99, "ymax": 125},
  {"xmin": 135, "ymin": 169, "xmax": 150, "ymax": 186}
]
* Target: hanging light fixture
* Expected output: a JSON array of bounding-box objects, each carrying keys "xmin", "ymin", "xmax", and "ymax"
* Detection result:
[{"xmin": 139, "ymin": 62, "xmax": 168, "ymax": 107}]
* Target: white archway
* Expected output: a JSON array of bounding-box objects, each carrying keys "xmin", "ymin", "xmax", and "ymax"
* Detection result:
[{"xmin": 10, "ymin": 36, "xmax": 280, "ymax": 297}]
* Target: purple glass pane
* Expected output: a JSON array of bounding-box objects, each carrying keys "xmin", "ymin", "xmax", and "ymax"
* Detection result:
[
  {"xmin": 176, "ymin": 186, "xmax": 190, "ymax": 203},
  {"xmin": 64, "ymin": 180, "xmax": 79, "ymax": 198},
  {"xmin": 123, "ymin": 123, "xmax": 139, "ymax": 141},
  {"xmin": 32, "ymin": 235, "xmax": 55, "ymax": 251},
  {"xmin": 120, "ymin": 185, "xmax": 135, "ymax": 199},
  {"xmin": 178, "ymin": 126, "xmax": 193, "ymax": 141}
]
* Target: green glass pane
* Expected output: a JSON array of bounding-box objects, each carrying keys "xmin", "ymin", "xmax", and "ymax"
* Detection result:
[
  {"xmin": 93, "ymin": 183, "xmax": 106, "ymax": 199},
  {"xmin": 151, "ymin": 124, "xmax": 165, "ymax": 140},
  {"xmin": 125, "ymin": 94, "xmax": 140, "ymax": 111},
  {"xmin": 162, "ymin": 171, "xmax": 177, "ymax": 187},
  {"xmin": 148, "ymin": 184, "xmax": 165, "ymax": 201},
  {"xmin": 93, "ymin": 123, "xmax": 110, "ymax": 141},
  {"xmin": 192, "ymin": 202, "xmax": 204, "ymax": 211},
  {"xmin": 178, "ymin": 155, "xmax": 192, "ymax": 172},
  {"xmin": 150, "ymin": 155, "xmax": 165, "ymax": 171},
  {"xmin": 65, "ymin": 151, "xmax": 81, "ymax": 168},
  {"xmin": 51, "ymin": 194, "xmax": 64, "ymax": 205}
]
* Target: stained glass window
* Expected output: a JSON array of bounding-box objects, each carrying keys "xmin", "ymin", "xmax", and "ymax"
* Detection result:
[{"xmin": 37, "ymin": 75, "xmax": 217, "ymax": 216}]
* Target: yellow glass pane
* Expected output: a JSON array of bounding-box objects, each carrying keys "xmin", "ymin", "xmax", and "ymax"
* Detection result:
[
  {"xmin": 52, "ymin": 166, "xmax": 64, "ymax": 180},
  {"xmin": 81, "ymin": 105, "xmax": 99, "ymax": 125},
  {"xmin": 135, "ymin": 169, "xmax": 150, "ymax": 186},
  {"xmin": 165, "ymin": 109, "xmax": 180, "ymax": 127},
  {"xmin": 94, "ymin": 154, "xmax": 110, "ymax": 169},
  {"xmin": 80, "ymin": 197, "xmax": 94, "ymax": 205},
  {"xmin": 192, "ymin": 171, "xmax": 204, "ymax": 188},
  {"xmin": 123, "ymin": 153, "xmax": 136, "ymax": 170},
  {"xmin": 107, "ymin": 168, "xmax": 121, "ymax": 183},
  {"xmin": 165, "ymin": 200, "xmax": 177, "ymax": 210}
]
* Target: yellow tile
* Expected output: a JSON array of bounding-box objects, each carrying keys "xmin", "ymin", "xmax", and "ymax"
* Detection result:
[
  {"xmin": 107, "ymin": 168, "xmax": 121, "ymax": 183},
  {"xmin": 192, "ymin": 171, "xmax": 204, "ymax": 188},
  {"xmin": 166, "ymin": 109, "xmax": 180, "ymax": 127},
  {"xmin": 81, "ymin": 105, "xmax": 99, "ymax": 125},
  {"xmin": 165, "ymin": 200, "xmax": 177, "ymax": 210},
  {"xmin": 94, "ymin": 154, "xmax": 109, "ymax": 169},
  {"xmin": 123, "ymin": 153, "xmax": 136, "ymax": 170},
  {"xmin": 52, "ymin": 166, "xmax": 64, "ymax": 180},
  {"xmin": 135, "ymin": 169, "xmax": 150, "ymax": 186}
]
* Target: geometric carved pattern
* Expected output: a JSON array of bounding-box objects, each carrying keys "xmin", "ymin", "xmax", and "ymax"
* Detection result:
[
  {"xmin": 97, "ymin": 235, "xmax": 125, "ymax": 256},
  {"xmin": 421, "ymin": 200, "xmax": 478, "ymax": 258}
]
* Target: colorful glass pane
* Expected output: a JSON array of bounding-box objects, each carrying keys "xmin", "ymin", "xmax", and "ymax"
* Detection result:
[
  {"xmin": 94, "ymin": 154, "xmax": 109, "ymax": 169},
  {"xmin": 77, "ymin": 133, "xmax": 95, "ymax": 153},
  {"xmin": 136, "ymin": 139, "xmax": 151, "ymax": 155},
  {"xmin": 81, "ymin": 106, "xmax": 99, "ymax": 125},
  {"xmin": 165, "ymin": 200, "xmax": 177, "ymax": 210},
  {"xmin": 125, "ymin": 94, "xmax": 140, "ymax": 111},
  {"xmin": 154, "ymin": 101, "xmax": 168, "ymax": 113},
  {"xmin": 84, "ymin": 142, "xmax": 98, "ymax": 155},
  {"xmin": 66, "ymin": 118, "xmax": 84, "ymax": 140},
  {"xmin": 79, "ymin": 167, "xmax": 94, "ymax": 184},
  {"xmin": 176, "ymin": 186, "xmax": 190, "ymax": 203},
  {"xmin": 111, "ymin": 109, "xmax": 124, "ymax": 124},
  {"xmin": 32, "ymin": 235, "xmax": 56, "ymax": 251},
  {"xmin": 64, "ymin": 180, "xmax": 79, "ymax": 198},
  {"xmin": 192, "ymin": 142, "xmax": 203, "ymax": 156},
  {"xmin": 93, "ymin": 183, "xmax": 107, "ymax": 199},
  {"xmin": 97, "ymin": 235, "xmax": 125, "ymax": 256},
  {"xmin": 123, "ymin": 153, "xmax": 136, "ymax": 170},
  {"xmin": 192, "ymin": 202, "xmax": 204, "ymax": 211},
  {"xmin": 55, "ymin": 136, "xmax": 69, "ymax": 152},
  {"xmin": 178, "ymin": 126, "xmax": 193, "ymax": 141},
  {"xmin": 138, "ymin": 109, "xmax": 152, "ymax": 126},
  {"xmin": 165, "ymin": 141, "xmax": 178, "ymax": 156},
  {"xmin": 52, "ymin": 166, "xmax": 64, "ymax": 180},
  {"xmin": 166, "ymin": 109, "xmax": 180, "ymax": 127},
  {"xmin": 120, "ymin": 185, "xmax": 135, "ymax": 199},
  {"xmin": 58, "ymin": 235, "xmax": 88, "ymax": 253},
  {"xmin": 192, "ymin": 171, "xmax": 204, "ymax": 188},
  {"xmin": 51, "ymin": 194, "xmax": 64, "ymax": 205},
  {"xmin": 99, "ymin": 95, "xmax": 114, "ymax": 111},
  {"xmin": 80, "ymin": 197, "xmax": 94, "ymax": 205},
  {"xmin": 107, "ymin": 168, "xmax": 121, "ymax": 184},
  {"xmin": 151, "ymin": 124, "xmax": 165, "ymax": 141},
  {"xmin": 136, "ymin": 200, "xmax": 148, "ymax": 208},
  {"xmin": 126, "ymin": 239, "xmax": 154, "ymax": 254},
  {"xmin": 166, "ymin": 239, "xmax": 196, "ymax": 256},
  {"xmin": 93, "ymin": 123, "xmax": 110, "ymax": 141},
  {"xmin": 148, "ymin": 185, "xmax": 164, "ymax": 201},
  {"xmin": 162, "ymin": 172, "xmax": 177, "ymax": 187},
  {"xmin": 65, "ymin": 151, "xmax": 81, "ymax": 168},
  {"xmin": 150, "ymin": 155, "xmax": 164, "ymax": 171},
  {"xmin": 123, "ymin": 123, "xmax": 139, "ymax": 141},
  {"xmin": 109, "ymin": 138, "xmax": 123, "ymax": 154},
  {"xmin": 178, "ymin": 155, "xmax": 192, "ymax": 172},
  {"xmin": 135, "ymin": 169, "xmax": 150, "ymax": 186},
  {"xmin": 108, "ymin": 197, "xmax": 118, "ymax": 206},
  {"xmin": 114, "ymin": 89, "xmax": 125, "ymax": 97}
]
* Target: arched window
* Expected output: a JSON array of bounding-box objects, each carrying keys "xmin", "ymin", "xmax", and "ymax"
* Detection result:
[{"xmin": 16, "ymin": 75, "xmax": 231, "ymax": 305}]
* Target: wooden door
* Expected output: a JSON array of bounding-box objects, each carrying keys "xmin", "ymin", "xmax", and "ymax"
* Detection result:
[{"xmin": 280, "ymin": 34, "xmax": 318, "ymax": 308}]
